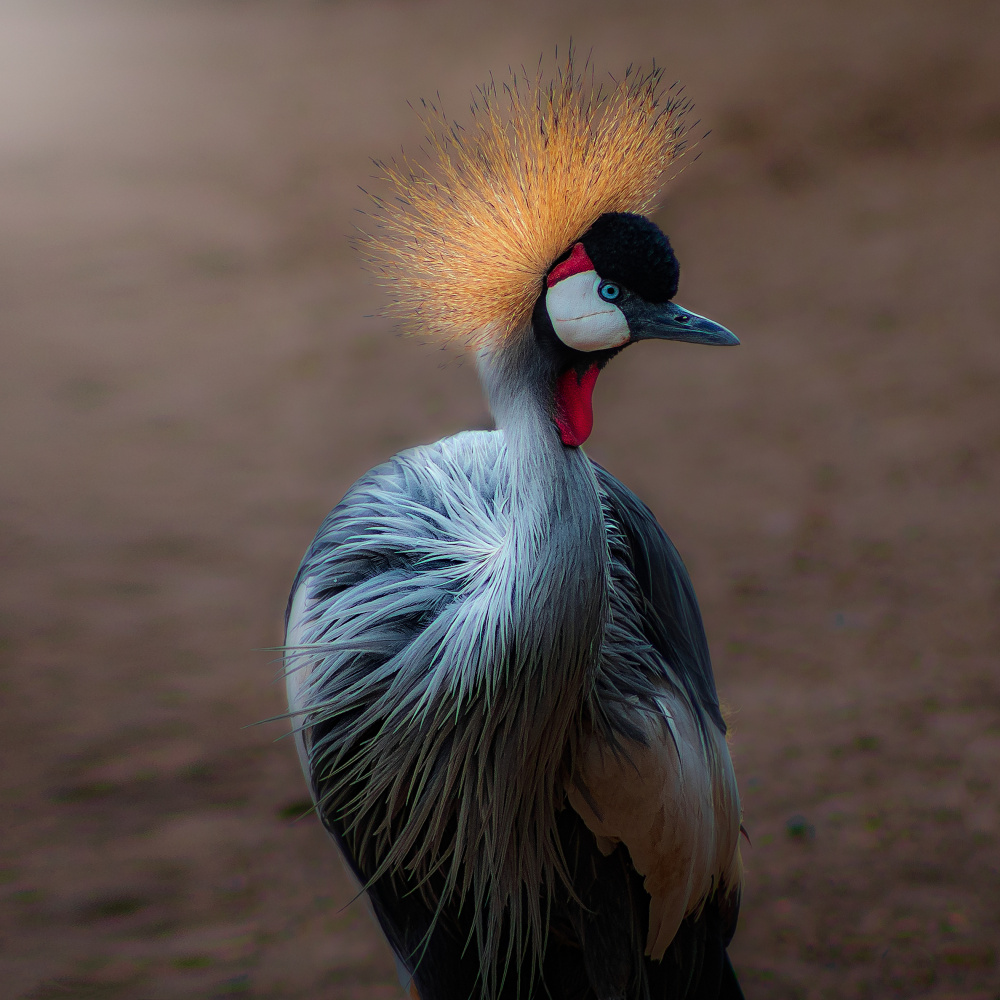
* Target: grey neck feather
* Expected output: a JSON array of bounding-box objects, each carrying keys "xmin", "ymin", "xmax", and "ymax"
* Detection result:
[{"xmin": 477, "ymin": 336, "xmax": 609, "ymax": 696}]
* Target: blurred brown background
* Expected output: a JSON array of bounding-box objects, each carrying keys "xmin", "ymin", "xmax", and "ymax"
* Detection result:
[{"xmin": 1, "ymin": 1, "xmax": 998, "ymax": 997}]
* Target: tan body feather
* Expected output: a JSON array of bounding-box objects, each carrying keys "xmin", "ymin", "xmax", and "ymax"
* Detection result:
[{"xmin": 567, "ymin": 681, "xmax": 743, "ymax": 960}]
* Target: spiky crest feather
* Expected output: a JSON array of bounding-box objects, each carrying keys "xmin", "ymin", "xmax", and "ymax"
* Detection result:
[{"xmin": 361, "ymin": 50, "xmax": 691, "ymax": 346}]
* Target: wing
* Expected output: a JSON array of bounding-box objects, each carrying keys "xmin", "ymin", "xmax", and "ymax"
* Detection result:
[
  {"xmin": 566, "ymin": 464, "xmax": 743, "ymax": 966},
  {"xmin": 592, "ymin": 463, "xmax": 725, "ymax": 733}
]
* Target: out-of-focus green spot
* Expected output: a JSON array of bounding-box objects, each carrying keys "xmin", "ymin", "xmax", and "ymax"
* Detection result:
[
  {"xmin": 278, "ymin": 800, "xmax": 315, "ymax": 821},
  {"xmin": 941, "ymin": 945, "xmax": 996, "ymax": 968},
  {"xmin": 83, "ymin": 894, "xmax": 148, "ymax": 920},
  {"xmin": 174, "ymin": 955, "xmax": 213, "ymax": 970},
  {"xmin": 932, "ymin": 808, "xmax": 962, "ymax": 824},
  {"xmin": 215, "ymin": 974, "xmax": 251, "ymax": 994},
  {"xmin": 53, "ymin": 782, "xmax": 117, "ymax": 803},
  {"xmin": 786, "ymin": 815, "xmax": 815, "ymax": 840}
]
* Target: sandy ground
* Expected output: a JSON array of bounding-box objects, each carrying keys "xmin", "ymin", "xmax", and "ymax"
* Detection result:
[{"xmin": 0, "ymin": 1, "xmax": 998, "ymax": 997}]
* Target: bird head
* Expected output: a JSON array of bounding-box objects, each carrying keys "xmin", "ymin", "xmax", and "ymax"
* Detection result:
[
  {"xmin": 360, "ymin": 50, "xmax": 737, "ymax": 447},
  {"xmin": 536, "ymin": 212, "xmax": 737, "ymax": 447}
]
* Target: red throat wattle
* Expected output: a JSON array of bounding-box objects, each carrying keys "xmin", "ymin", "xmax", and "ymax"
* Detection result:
[{"xmin": 554, "ymin": 365, "xmax": 600, "ymax": 447}]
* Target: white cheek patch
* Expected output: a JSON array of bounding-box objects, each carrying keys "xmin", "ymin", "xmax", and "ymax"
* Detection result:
[{"xmin": 545, "ymin": 271, "xmax": 630, "ymax": 352}]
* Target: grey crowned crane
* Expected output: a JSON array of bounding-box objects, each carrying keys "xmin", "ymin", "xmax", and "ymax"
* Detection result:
[{"xmin": 284, "ymin": 55, "xmax": 745, "ymax": 1000}]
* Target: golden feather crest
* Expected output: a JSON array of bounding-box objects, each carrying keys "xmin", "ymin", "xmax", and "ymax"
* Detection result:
[{"xmin": 360, "ymin": 51, "xmax": 692, "ymax": 348}]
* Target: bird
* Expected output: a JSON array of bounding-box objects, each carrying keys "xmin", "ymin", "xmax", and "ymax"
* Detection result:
[{"xmin": 283, "ymin": 53, "xmax": 745, "ymax": 1000}]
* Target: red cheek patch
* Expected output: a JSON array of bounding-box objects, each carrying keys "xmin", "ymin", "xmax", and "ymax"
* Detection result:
[
  {"xmin": 554, "ymin": 364, "xmax": 600, "ymax": 447},
  {"xmin": 547, "ymin": 242, "xmax": 594, "ymax": 288}
]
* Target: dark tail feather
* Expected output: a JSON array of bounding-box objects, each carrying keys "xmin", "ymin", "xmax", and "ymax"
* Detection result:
[{"xmin": 719, "ymin": 954, "xmax": 745, "ymax": 1000}]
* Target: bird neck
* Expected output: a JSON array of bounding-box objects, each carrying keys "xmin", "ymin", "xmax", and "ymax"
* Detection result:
[{"xmin": 477, "ymin": 339, "xmax": 609, "ymax": 691}]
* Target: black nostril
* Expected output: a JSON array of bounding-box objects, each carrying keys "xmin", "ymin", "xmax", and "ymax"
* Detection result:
[{"xmin": 676, "ymin": 314, "xmax": 689, "ymax": 323}]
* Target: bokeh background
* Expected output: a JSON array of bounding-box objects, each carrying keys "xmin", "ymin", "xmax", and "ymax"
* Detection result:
[{"xmin": 1, "ymin": 1, "xmax": 998, "ymax": 997}]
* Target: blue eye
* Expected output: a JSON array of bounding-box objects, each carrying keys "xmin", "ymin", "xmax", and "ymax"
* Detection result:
[{"xmin": 598, "ymin": 281, "xmax": 621, "ymax": 302}]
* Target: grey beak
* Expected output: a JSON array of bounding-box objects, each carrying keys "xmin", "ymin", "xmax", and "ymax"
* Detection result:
[{"xmin": 631, "ymin": 301, "xmax": 739, "ymax": 347}]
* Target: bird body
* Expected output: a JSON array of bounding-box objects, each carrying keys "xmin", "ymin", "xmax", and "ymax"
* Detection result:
[{"xmin": 284, "ymin": 54, "xmax": 744, "ymax": 999}]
